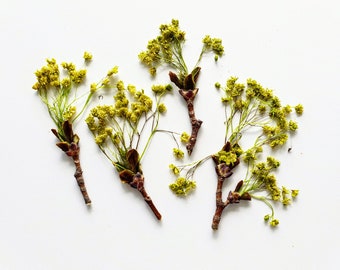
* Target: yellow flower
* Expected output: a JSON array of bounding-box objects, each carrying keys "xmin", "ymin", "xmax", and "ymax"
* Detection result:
[
  {"xmin": 270, "ymin": 219, "xmax": 279, "ymax": 227},
  {"xmin": 291, "ymin": 189, "xmax": 299, "ymax": 198},
  {"xmin": 107, "ymin": 66, "xmax": 119, "ymax": 76},
  {"xmin": 90, "ymin": 83, "xmax": 97, "ymax": 93},
  {"xmin": 180, "ymin": 132, "xmax": 190, "ymax": 143},
  {"xmin": 173, "ymin": 148, "xmax": 184, "ymax": 159},
  {"xmin": 169, "ymin": 164, "xmax": 180, "ymax": 175},
  {"xmin": 83, "ymin": 51, "xmax": 93, "ymax": 61},
  {"xmin": 157, "ymin": 103, "xmax": 167, "ymax": 113},
  {"xmin": 295, "ymin": 104, "xmax": 304, "ymax": 115},
  {"xmin": 169, "ymin": 177, "xmax": 196, "ymax": 196}
]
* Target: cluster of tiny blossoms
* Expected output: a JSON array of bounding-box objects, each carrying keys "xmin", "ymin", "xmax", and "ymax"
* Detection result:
[
  {"xmin": 213, "ymin": 77, "xmax": 303, "ymax": 226},
  {"xmin": 32, "ymin": 52, "xmax": 98, "ymax": 141},
  {"xmin": 215, "ymin": 77, "xmax": 303, "ymax": 151},
  {"xmin": 168, "ymin": 131, "xmax": 210, "ymax": 196},
  {"xmin": 86, "ymin": 75, "xmax": 173, "ymax": 169},
  {"xmin": 138, "ymin": 19, "xmax": 186, "ymax": 76},
  {"xmin": 138, "ymin": 19, "xmax": 224, "ymax": 80}
]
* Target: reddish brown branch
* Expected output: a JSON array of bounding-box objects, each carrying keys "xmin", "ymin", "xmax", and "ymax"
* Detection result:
[
  {"xmin": 119, "ymin": 149, "xmax": 162, "ymax": 220},
  {"xmin": 68, "ymin": 143, "xmax": 92, "ymax": 205},
  {"xmin": 179, "ymin": 89, "xmax": 202, "ymax": 155},
  {"xmin": 211, "ymin": 142, "xmax": 251, "ymax": 230},
  {"xmin": 53, "ymin": 121, "xmax": 91, "ymax": 205},
  {"xmin": 130, "ymin": 172, "xmax": 162, "ymax": 220},
  {"xmin": 169, "ymin": 69, "xmax": 202, "ymax": 155}
]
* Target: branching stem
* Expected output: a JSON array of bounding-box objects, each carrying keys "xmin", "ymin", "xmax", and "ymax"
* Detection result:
[{"xmin": 179, "ymin": 89, "xmax": 202, "ymax": 155}]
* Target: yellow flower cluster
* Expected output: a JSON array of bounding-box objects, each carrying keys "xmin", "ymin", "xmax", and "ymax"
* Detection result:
[
  {"xmin": 62, "ymin": 106, "xmax": 76, "ymax": 121},
  {"xmin": 173, "ymin": 148, "xmax": 184, "ymax": 159},
  {"xmin": 83, "ymin": 51, "xmax": 93, "ymax": 61},
  {"xmin": 218, "ymin": 77, "xmax": 303, "ymax": 150},
  {"xmin": 216, "ymin": 150, "xmax": 238, "ymax": 166},
  {"xmin": 86, "ymin": 80, "xmax": 172, "ymax": 153},
  {"xmin": 151, "ymin": 84, "xmax": 173, "ymax": 95},
  {"xmin": 169, "ymin": 177, "xmax": 196, "ymax": 196},
  {"xmin": 32, "ymin": 58, "xmax": 60, "ymax": 90},
  {"xmin": 138, "ymin": 19, "xmax": 186, "ymax": 75},
  {"xmin": 249, "ymin": 157, "xmax": 298, "ymax": 207},
  {"xmin": 202, "ymin": 35, "xmax": 224, "ymax": 58},
  {"xmin": 180, "ymin": 132, "xmax": 190, "ymax": 143},
  {"xmin": 61, "ymin": 62, "xmax": 87, "ymax": 84},
  {"xmin": 169, "ymin": 164, "xmax": 180, "ymax": 175}
]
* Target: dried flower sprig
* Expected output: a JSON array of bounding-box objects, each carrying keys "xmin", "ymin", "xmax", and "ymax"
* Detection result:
[
  {"xmin": 139, "ymin": 19, "xmax": 224, "ymax": 155},
  {"xmin": 171, "ymin": 77, "xmax": 303, "ymax": 230},
  {"xmin": 86, "ymin": 75, "xmax": 173, "ymax": 220},
  {"xmin": 32, "ymin": 52, "xmax": 106, "ymax": 205}
]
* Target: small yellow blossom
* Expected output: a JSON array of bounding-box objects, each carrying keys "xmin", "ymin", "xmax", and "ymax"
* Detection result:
[
  {"xmin": 173, "ymin": 148, "xmax": 184, "ymax": 159},
  {"xmin": 215, "ymin": 82, "xmax": 221, "ymax": 89},
  {"xmin": 127, "ymin": 84, "xmax": 136, "ymax": 95},
  {"xmin": 107, "ymin": 66, "xmax": 119, "ymax": 76},
  {"xmin": 291, "ymin": 190, "xmax": 299, "ymax": 198},
  {"xmin": 270, "ymin": 219, "xmax": 279, "ymax": 227},
  {"xmin": 90, "ymin": 83, "xmax": 97, "ymax": 93},
  {"xmin": 101, "ymin": 77, "xmax": 110, "ymax": 87},
  {"xmin": 157, "ymin": 103, "xmax": 167, "ymax": 113},
  {"xmin": 169, "ymin": 177, "xmax": 196, "ymax": 196},
  {"xmin": 180, "ymin": 132, "xmax": 190, "ymax": 143},
  {"xmin": 295, "ymin": 104, "xmax": 304, "ymax": 115},
  {"xmin": 169, "ymin": 164, "xmax": 180, "ymax": 175},
  {"xmin": 83, "ymin": 51, "xmax": 93, "ymax": 61}
]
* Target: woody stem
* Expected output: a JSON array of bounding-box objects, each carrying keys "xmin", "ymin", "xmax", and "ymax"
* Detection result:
[
  {"xmin": 132, "ymin": 172, "xmax": 162, "ymax": 220},
  {"xmin": 179, "ymin": 89, "xmax": 202, "ymax": 155},
  {"xmin": 138, "ymin": 187, "xmax": 162, "ymax": 220},
  {"xmin": 70, "ymin": 145, "xmax": 92, "ymax": 205},
  {"xmin": 212, "ymin": 175, "xmax": 230, "ymax": 230}
]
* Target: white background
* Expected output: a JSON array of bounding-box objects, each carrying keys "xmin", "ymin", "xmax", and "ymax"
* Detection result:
[{"xmin": 1, "ymin": 0, "xmax": 340, "ymax": 269}]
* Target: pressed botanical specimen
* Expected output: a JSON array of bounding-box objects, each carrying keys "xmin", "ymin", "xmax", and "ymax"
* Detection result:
[
  {"xmin": 32, "ymin": 52, "xmax": 103, "ymax": 205},
  {"xmin": 139, "ymin": 19, "xmax": 224, "ymax": 155},
  {"xmin": 86, "ymin": 72, "xmax": 173, "ymax": 220},
  {"xmin": 170, "ymin": 77, "xmax": 303, "ymax": 230}
]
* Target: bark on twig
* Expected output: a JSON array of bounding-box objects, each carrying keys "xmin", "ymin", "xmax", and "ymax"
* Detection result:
[
  {"xmin": 53, "ymin": 121, "xmax": 91, "ymax": 205},
  {"xmin": 169, "ymin": 68, "xmax": 202, "ymax": 155},
  {"xmin": 211, "ymin": 142, "xmax": 251, "ymax": 230},
  {"xmin": 130, "ymin": 172, "xmax": 162, "ymax": 220},
  {"xmin": 179, "ymin": 89, "xmax": 202, "ymax": 155},
  {"xmin": 118, "ymin": 149, "xmax": 162, "ymax": 220},
  {"xmin": 68, "ymin": 143, "xmax": 92, "ymax": 205}
]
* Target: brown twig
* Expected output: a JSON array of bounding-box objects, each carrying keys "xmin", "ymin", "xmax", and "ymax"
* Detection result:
[
  {"xmin": 169, "ymin": 68, "xmax": 202, "ymax": 155},
  {"xmin": 118, "ymin": 149, "xmax": 162, "ymax": 220},
  {"xmin": 179, "ymin": 89, "xmax": 202, "ymax": 155},
  {"xmin": 53, "ymin": 121, "xmax": 91, "ymax": 205},
  {"xmin": 211, "ymin": 142, "xmax": 251, "ymax": 230},
  {"xmin": 130, "ymin": 172, "xmax": 162, "ymax": 220},
  {"xmin": 66, "ymin": 142, "xmax": 92, "ymax": 205}
]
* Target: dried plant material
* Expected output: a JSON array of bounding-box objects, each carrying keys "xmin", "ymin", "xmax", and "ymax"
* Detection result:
[
  {"xmin": 139, "ymin": 19, "xmax": 224, "ymax": 155},
  {"xmin": 87, "ymin": 76, "xmax": 173, "ymax": 220}
]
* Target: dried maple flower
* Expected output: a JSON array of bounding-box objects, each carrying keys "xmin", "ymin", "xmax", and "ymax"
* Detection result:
[{"xmin": 139, "ymin": 19, "xmax": 224, "ymax": 155}]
